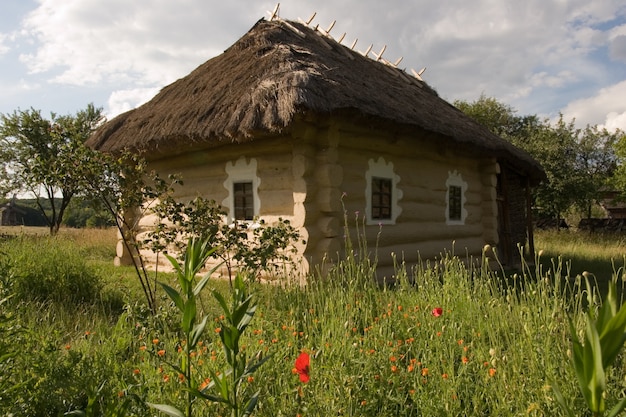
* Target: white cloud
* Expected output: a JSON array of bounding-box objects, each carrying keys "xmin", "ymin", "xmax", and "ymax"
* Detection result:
[
  {"xmin": 6, "ymin": 0, "xmax": 626, "ymax": 127},
  {"xmin": 18, "ymin": 0, "xmax": 264, "ymax": 87},
  {"xmin": 561, "ymin": 80, "xmax": 626, "ymax": 131},
  {"xmin": 609, "ymin": 35, "xmax": 626, "ymax": 62},
  {"xmin": 605, "ymin": 111, "xmax": 626, "ymax": 132},
  {"xmin": 0, "ymin": 33, "xmax": 9, "ymax": 56},
  {"xmin": 106, "ymin": 87, "xmax": 160, "ymax": 118}
]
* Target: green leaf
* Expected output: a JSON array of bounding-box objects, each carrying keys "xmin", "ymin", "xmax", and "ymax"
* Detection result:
[
  {"xmin": 551, "ymin": 382, "xmax": 576, "ymax": 417},
  {"xmin": 182, "ymin": 297, "xmax": 197, "ymax": 333},
  {"xmin": 190, "ymin": 314, "xmax": 209, "ymax": 349},
  {"xmin": 146, "ymin": 403, "xmax": 185, "ymax": 417},
  {"xmin": 585, "ymin": 315, "xmax": 606, "ymax": 413},
  {"xmin": 193, "ymin": 262, "xmax": 222, "ymax": 297},
  {"xmin": 189, "ymin": 387, "xmax": 230, "ymax": 404},
  {"xmin": 243, "ymin": 391, "xmax": 260, "ymax": 417},
  {"xmin": 164, "ymin": 253, "xmax": 183, "ymax": 279},
  {"xmin": 159, "ymin": 282, "xmax": 184, "ymax": 312},
  {"xmin": 607, "ymin": 396, "xmax": 626, "ymax": 417},
  {"xmin": 213, "ymin": 290, "xmax": 231, "ymax": 320}
]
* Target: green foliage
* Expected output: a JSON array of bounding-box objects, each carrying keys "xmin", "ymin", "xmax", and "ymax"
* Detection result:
[
  {"xmin": 0, "ymin": 236, "xmax": 103, "ymax": 304},
  {"xmin": 455, "ymin": 95, "xmax": 621, "ymax": 222},
  {"xmin": 146, "ymin": 196, "xmax": 301, "ymax": 283},
  {"xmin": 554, "ymin": 276, "xmax": 626, "ymax": 417},
  {"xmin": 77, "ymin": 150, "xmax": 183, "ymax": 313},
  {"xmin": 149, "ymin": 236, "xmax": 266, "ymax": 417},
  {"xmin": 3, "ymin": 229, "xmax": 626, "ymax": 416},
  {"xmin": 0, "ymin": 104, "xmax": 104, "ymax": 235}
]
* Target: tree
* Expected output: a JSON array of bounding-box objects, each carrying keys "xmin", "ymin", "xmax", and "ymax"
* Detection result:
[
  {"xmin": 455, "ymin": 96, "xmax": 619, "ymax": 223},
  {"xmin": 0, "ymin": 104, "xmax": 104, "ymax": 234}
]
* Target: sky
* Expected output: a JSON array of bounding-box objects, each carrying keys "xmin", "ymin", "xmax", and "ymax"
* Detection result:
[{"xmin": 1, "ymin": 0, "xmax": 626, "ymax": 132}]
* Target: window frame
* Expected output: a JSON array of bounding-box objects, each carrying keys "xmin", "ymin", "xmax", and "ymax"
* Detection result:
[
  {"xmin": 223, "ymin": 156, "xmax": 260, "ymax": 223},
  {"xmin": 445, "ymin": 170, "xmax": 467, "ymax": 226},
  {"xmin": 233, "ymin": 181, "xmax": 255, "ymax": 221},
  {"xmin": 365, "ymin": 157, "xmax": 402, "ymax": 225},
  {"xmin": 371, "ymin": 176, "xmax": 393, "ymax": 221}
]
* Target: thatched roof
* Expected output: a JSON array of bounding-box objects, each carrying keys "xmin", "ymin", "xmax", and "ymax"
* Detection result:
[{"xmin": 87, "ymin": 17, "xmax": 544, "ymax": 181}]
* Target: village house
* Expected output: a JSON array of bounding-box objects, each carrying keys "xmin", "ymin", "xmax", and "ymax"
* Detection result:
[{"xmin": 87, "ymin": 16, "xmax": 545, "ymax": 278}]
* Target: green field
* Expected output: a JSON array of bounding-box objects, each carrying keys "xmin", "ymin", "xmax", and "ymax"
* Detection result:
[{"xmin": 1, "ymin": 227, "xmax": 625, "ymax": 416}]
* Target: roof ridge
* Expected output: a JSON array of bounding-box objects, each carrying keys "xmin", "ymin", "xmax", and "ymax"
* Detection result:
[{"xmin": 265, "ymin": 4, "xmax": 428, "ymax": 86}]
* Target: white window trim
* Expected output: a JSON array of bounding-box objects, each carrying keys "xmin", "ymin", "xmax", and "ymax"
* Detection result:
[
  {"xmin": 365, "ymin": 157, "xmax": 402, "ymax": 225},
  {"xmin": 445, "ymin": 170, "xmax": 468, "ymax": 226},
  {"xmin": 222, "ymin": 156, "xmax": 260, "ymax": 222}
]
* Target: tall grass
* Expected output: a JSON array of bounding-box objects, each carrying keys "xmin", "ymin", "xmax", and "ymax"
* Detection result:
[{"xmin": 1, "ymin": 227, "xmax": 626, "ymax": 415}]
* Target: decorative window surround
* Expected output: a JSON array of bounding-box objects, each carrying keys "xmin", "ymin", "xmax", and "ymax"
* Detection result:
[
  {"xmin": 223, "ymin": 156, "xmax": 260, "ymax": 222},
  {"xmin": 446, "ymin": 170, "xmax": 467, "ymax": 225},
  {"xmin": 365, "ymin": 157, "xmax": 402, "ymax": 225}
]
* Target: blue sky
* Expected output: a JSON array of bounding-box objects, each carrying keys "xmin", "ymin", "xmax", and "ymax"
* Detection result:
[{"xmin": 1, "ymin": 0, "xmax": 626, "ymax": 131}]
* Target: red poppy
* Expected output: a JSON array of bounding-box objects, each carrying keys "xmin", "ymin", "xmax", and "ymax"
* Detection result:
[
  {"xmin": 432, "ymin": 307, "xmax": 443, "ymax": 317},
  {"xmin": 295, "ymin": 352, "xmax": 310, "ymax": 383}
]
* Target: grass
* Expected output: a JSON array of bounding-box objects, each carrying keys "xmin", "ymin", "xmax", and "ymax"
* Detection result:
[
  {"xmin": 1, "ymin": 226, "xmax": 625, "ymax": 415},
  {"xmin": 534, "ymin": 229, "xmax": 626, "ymax": 296}
]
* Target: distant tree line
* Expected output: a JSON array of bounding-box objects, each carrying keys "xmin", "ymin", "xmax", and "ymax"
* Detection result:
[
  {"xmin": 1, "ymin": 99, "xmax": 626, "ymax": 232},
  {"xmin": 455, "ymin": 95, "xmax": 626, "ymax": 225},
  {"xmin": 0, "ymin": 197, "xmax": 114, "ymax": 228}
]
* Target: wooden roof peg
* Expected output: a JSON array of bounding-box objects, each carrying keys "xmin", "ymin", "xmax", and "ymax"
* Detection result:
[
  {"xmin": 362, "ymin": 44, "xmax": 373, "ymax": 57},
  {"xmin": 411, "ymin": 67, "xmax": 426, "ymax": 81},
  {"xmin": 393, "ymin": 56, "xmax": 403, "ymax": 66},
  {"xmin": 325, "ymin": 20, "xmax": 336, "ymax": 34},
  {"xmin": 268, "ymin": 3, "xmax": 280, "ymax": 21},
  {"xmin": 337, "ymin": 32, "xmax": 346, "ymax": 44},
  {"xmin": 351, "ymin": 38, "xmax": 358, "ymax": 49},
  {"xmin": 374, "ymin": 45, "xmax": 387, "ymax": 61},
  {"xmin": 306, "ymin": 12, "xmax": 316, "ymax": 25}
]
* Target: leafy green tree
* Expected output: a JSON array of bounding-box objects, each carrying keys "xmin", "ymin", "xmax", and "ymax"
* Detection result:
[
  {"xmin": 455, "ymin": 96, "xmax": 619, "ymax": 223},
  {"xmin": 0, "ymin": 104, "xmax": 104, "ymax": 234},
  {"xmin": 575, "ymin": 125, "xmax": 620, "ymax": 218}
]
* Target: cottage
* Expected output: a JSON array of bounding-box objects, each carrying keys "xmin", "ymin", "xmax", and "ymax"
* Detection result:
[{"xmin": 87, "ymin": 17, "xmax": 544, "ymax": 278}]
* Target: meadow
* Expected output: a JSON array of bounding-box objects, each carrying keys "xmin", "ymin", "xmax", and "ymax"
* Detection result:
[{"xmin": 1, "ymin": 226, "xmax": 626, "ymax": 416}]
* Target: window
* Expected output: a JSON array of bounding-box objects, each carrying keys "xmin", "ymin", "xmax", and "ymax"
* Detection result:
[
  {"xmin": 448, "ymin": 185, "xmax": 462, "ymax": 221},
  {"xmin": 223, "ymin": 156, "xmax": 260, "ymax": 222},
  {"xmin": 365, "ymin": 157, "xmax": 402, "ymax": 225},
  {"xmin": 371, "ymin": 177, "xmax": 392, "ymax": 220},
  {"xmin": 445, "ymin": 170, "xmax": 467, "ymax": 225},
  {"xmin": 233, "ymin": 181, "xmax": 254, "ymax": 220}
]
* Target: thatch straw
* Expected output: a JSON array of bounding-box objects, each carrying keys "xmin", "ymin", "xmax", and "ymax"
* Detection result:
[{"xmin": 87, "ymin": 18, "xmax": 544, "ymax": 181}]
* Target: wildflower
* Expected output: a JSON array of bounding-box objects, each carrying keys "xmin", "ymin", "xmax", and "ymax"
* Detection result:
[
  {"xmin": 294, "ymin": 352, "xmax": 310, "ymax": 383},
  {"xmin": 163, "ymin": 374, "xmax": 170, "ymax": 383},
  {"xmin": 360, "ymin": 400, "xmax": 367, "ymax": 406},
  {"xmin": 432, "ymin": 307, "xmax": 443, "ymax": 317},
  {"xmin": 421, "ymin": 368, "xmax": 429, "ymax": 376},
  {"xmin": 198, "ymin": 377, "xmax": 211, "ymax": 390},
  {"xmin": 65, "ymin": 344, "xmax": 71, "ymax": 350},
  {"xmin": 489, "ymin": 368, "xmax": 497, "ymax": 377},
  {"xmin": 391, "ymin": 365, "xmax": 398, "ymax": 373},
  {"xmin": 407, "ymin": 364, "xmax": 414, "ymax": 372},
  {"xmin": 133, "ymin": 369, "xmax": 140, "ymax": 375},
  {"xmin": 152, "ymin": 338, "xmax": 159, "ymax": 345},
  {"xmin": 442, "ymin": 373, "xmax": 449, "ymax": 379},
  {"xmin": 139, "ymin": 345, "xmax": 147, "ymax": 351},
  {"xmin": 178, "ymin": 373, "xmax": 185, "ymax": 382},
  {"xmin": 215, "ymin": 327, "xmax": 222, "ymax": 333},
  {"xmin": 247, "ymin": 376, "xmax": 254, "ymax": 383},
  {"xmin": 462, "ymin": 356, "xmax": 469, "ymax": 364},
  {"xmin": 157, "ymin": 349, "xmax": 166, "ymax": 357}
]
